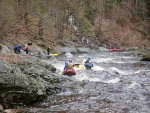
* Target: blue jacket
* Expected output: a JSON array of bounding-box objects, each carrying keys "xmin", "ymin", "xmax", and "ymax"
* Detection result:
[
  {"xmin": 85, "ymin": 57, "xmax": 90, "ymax": 63},
  {"xmin": 14, "ymin": 45, "xmax": 21, "ymax": 51},
  {"xmin": 84, "ymin": 57, "xmax": 93, "ymax": 69}
]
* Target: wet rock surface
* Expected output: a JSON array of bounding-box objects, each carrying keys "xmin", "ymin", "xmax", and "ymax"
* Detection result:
[{"xmin": 0, "ymin": 53, "xmax": 63, "ymax": 109}]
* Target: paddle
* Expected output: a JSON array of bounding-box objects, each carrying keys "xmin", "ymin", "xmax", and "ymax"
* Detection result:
[
  {"xmin": 74, "ymin": 63, "xmax": 85, "ymax": 70},
  {"xmin": 74, "ymin": 63, "xmax": 80, "ymax": 68},
  {"xmin": 49, "ymin": 53, "xmax": 59, "ymax": 56}
]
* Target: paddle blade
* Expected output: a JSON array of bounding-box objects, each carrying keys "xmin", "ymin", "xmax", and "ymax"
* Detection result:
[
  {"xmin": 74, "ymin": 64, "xmax": 80, "ymax": 68},
  {"xmin": 74, "ymin": 61, "xmax": 86, "ymax": 70},
  {"xmin": 49, "ymin": 54, "xmax": 59, "ymax": 56}
]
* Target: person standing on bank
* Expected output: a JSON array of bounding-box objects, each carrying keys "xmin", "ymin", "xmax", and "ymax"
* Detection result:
[
  {"xmin": 47, "ymin": 45, "xmax": 50, "ymax": 55},
  {"xmin": 24, "ymin": 45, "xmax": 29, "ymax": 54}
]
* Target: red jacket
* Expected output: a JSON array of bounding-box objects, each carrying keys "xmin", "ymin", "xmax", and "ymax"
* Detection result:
[{"xmin": 25, "ymin": 46, "xmax": 28, "ymax": 50}]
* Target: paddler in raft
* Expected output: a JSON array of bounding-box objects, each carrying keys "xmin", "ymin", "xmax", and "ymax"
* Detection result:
[
  {"xmin": 64, "ymin": 60, "xmax": 74, "ymax": 70},
  {"xmin": 84, "ymin": 57, "xmax": 93, "ymax": 70}
]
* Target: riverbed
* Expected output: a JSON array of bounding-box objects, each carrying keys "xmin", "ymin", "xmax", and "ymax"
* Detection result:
[{"xmin": 24, "ymin": 51, "xmax": 150, "ymax": 113}]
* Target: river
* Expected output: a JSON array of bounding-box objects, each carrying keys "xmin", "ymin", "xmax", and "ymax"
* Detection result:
[{"xmin": 25, "ymin": 51, "xmax": 150, "ymax": 113}]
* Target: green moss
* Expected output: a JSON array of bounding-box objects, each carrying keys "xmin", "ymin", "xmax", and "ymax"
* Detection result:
[{"xmin": 141, "ymin": 53, "xmax": 150, "ymax": 61}]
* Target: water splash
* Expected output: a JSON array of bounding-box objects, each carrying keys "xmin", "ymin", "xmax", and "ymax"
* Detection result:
[
  {"xmin": 108, "ymin": 67, "xmax": 143, "ymax": 75},
  {"xmin": 103, "ymin": 78, "xmax": 120, "ymax": 83}
]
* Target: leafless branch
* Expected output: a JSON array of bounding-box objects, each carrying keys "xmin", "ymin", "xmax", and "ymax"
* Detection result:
[{"xmin": 8, "ymin": 23, "xmax": 35, "ymax": 33}]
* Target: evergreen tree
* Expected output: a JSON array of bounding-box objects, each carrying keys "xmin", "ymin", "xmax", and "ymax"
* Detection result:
[{"xmin": 145, "ymin": 0, "xmax": 150, "ymax": 18}]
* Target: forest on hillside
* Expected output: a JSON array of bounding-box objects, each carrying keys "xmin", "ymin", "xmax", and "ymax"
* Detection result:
[{"xmin": 0, "ymin": 0, "xmax": 150, "ymax": 47}]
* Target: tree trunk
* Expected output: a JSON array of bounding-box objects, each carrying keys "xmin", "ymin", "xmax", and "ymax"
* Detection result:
[
  {"xmin": 38, "ymin": 18, "xmax": 44, "ymax": 38},
  {"xmin": 58, "ymin": 20, "xmax": 64, "ymax": 39},
  {"xmin": 24, "ymin": 0, "xmax": 29, "ymax": 25},
  {"xmin": 97, "ymin": 0, "xmax": 104, "ymax": 37}
]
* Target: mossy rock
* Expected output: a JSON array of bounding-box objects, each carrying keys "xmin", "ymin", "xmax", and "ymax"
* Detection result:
[{"xmin": 141, "ymin": 53, "xmax": 150, "ymax": 61}]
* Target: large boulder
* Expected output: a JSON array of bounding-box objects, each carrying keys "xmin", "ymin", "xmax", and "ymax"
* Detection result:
[
  {"xmin": 1, "ymin": 45, "xmax": 11, "ymax": 54},
  {"xmin": 34, "ymin": 49, "xmax": 47, "ymax": 59},
  {"xmin": 0, "ymin": 56, "xmax": 62, "ymax": 108},
  {"xmin": 0, "ymin": 60, "xmax": 12, "ymax": 73},
  {"xmin": 61, "ymin": 46, "xmax": 77, "ymax": 54},
  {"xmin": 0, "ymin": 60, "xmax": 45, "ymax": 91},
  {"xmin": 98, "ymin": 47, "xmax": 109, "ymax": 52},
  {"xmin": 0, "ymin": 104, "xmax": 3, "ymax": 112},
  {"xmin": 76, "ymin": 47, "xmax": 91, "ymax": 53}
]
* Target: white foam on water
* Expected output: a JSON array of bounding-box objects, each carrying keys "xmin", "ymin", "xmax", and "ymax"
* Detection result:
[
  {"xmin": 57, "ymin": 91, "xmax": 72, "ymax": 96},
  {"xmin": 48, "ymin": 54, "xmax": 142, "ymax": 85},
  {"xmin": 108, "ymin": 67, "xmax": 142, "ymax": 75},
  {"xmin": 122, "ymin": 56, "xmax": 133, "ymax": 59},
  {"xmin": 78, "ymin": 55, "xmax": 85, "ymax": 58},
  {"xmin": 73, "ymin": 74, "xmax": 120, "ymax": 83},
  {"xmin": 93, "ymin": 55, "xmax": 136, "ymax": 64},
  {"xmin": 73, "ymin": 74, "xmax": 89, "ymax": 81},
  {"xmin": 116, "ymin": 61, "xmax": 125, "ymax": 64},
  {"xmin": 93, "ymin": 58, "xmax": 113, "ymax": 63},
  {"xmin": 88, "ymin": 77, "xmax": 101, "ymax": 82},
  {"xmin": 92, "ymin": 66, "xmax": 104, "ymax": 71},
  {"xmin": 72, "ymin": 74, "xmax": 101, "ymax": 82},
  {"xmin": 126, "ymin": 81, "xmax": 142, "ymax": 89},
  {"xmin": 103, "ymin": 78, "xmax": 120, "ymax": 83},
  {"xmin": 52, "ymin": 63, "xmax": 64, "ymax": 72}
]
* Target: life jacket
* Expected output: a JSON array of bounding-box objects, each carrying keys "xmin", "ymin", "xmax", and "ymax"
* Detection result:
[
  {"xmin": 47, "ymin": 46, "xmax": 50, "ymax": 50},
  {"xmin": 67, "ymin": 62, "xmax": 73, "ymax": 69}
]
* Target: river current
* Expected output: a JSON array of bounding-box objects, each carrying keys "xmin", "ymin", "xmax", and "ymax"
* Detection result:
[{"xmin": 26, "ymin": 51, "xmax": 150, "ymax": 113}]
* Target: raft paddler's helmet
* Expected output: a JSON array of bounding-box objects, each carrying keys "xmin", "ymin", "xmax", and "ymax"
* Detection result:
[
  {"xmin": 88, "ymin": 57, "xmax": 90, "ymax": 60},
  {"xmin": 69, "ymin": 60, "xmax": 72, "ymax": 62}
]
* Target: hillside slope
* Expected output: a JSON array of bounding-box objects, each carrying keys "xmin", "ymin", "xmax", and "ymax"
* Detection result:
[{"xmin": 0, "ymin": 0, "xmax": 150, "ymax": 50}]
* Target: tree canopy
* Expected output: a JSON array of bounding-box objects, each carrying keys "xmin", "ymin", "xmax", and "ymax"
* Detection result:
[{"xmin": 0, "ymin": 0, "xmax": 150, "ymax": 43}]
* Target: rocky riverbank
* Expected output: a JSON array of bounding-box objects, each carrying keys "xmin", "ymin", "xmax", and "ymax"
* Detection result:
[
  {"xmin": 0, "ymin": 42, "xmax": 98, "ymax": 112},
  {"xmin": 0, "ymin": 46, "xmax": 63, "ymax": 112}
]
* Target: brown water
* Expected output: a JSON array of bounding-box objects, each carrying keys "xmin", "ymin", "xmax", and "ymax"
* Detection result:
[{"xmin": 23, "ymin": 51, "xmax": 150, "ymax": 113}]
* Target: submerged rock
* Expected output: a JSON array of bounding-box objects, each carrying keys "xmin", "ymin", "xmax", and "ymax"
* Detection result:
[
  {"xmin": 4, "ymin": 108, "xmax": 20, "ymax": 113},
  {"xmin": 0, "ymin": 104, "xmax": 4, "ymax": 112}
]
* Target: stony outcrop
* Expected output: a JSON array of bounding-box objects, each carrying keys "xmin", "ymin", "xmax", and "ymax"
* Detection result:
[
  {"xmin": 0, "ymin": 52, "xmax": 62, "ymax": 109},
  {"xmin": 0, "ymin": 43, "xmax": 98, "ymax": 110}
]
